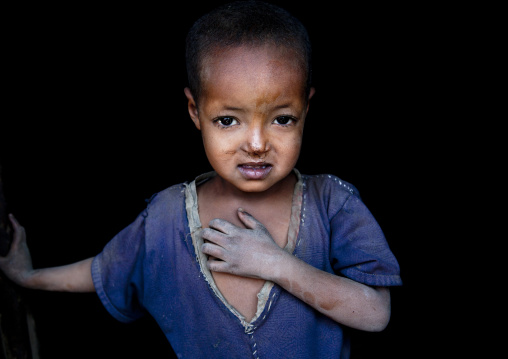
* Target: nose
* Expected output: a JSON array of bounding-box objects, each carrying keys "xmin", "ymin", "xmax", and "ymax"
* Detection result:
[{"xmin": 242, "ymin": 124, "xmax": 270, "ymax": 157}]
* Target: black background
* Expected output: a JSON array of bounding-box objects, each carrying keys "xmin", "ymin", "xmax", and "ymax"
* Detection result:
[{"xmin": 1, "ymin": 1, "xmax": 468, "ymax": 358}]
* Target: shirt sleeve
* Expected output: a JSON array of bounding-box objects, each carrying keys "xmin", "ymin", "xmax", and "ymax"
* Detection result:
[
  {"xmin": 330, "ymin": 194, "xmax": 402, "ymax": 287},
  {"xmin": 91, "ymin": 212, "xmax": 147, "ymax": 323}
]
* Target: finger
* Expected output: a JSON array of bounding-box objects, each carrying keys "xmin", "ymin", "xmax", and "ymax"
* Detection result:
[
  {"xmin": 237, "ymin": 208, "xmax": 264, "ymax": 230},
  {"xmin": 201, "ymin": 242, "xmax": 226, "ymax": 260},
  {"xmin": 208, "ymin": 218, "xmax": 238, "ymax": 235},
  {"xmin": 8, "ymin": 214, "xmax": 26, "ymax": 248},
  {"xmin": 8, "ymin": 214, "xmax": 21, "ymax": 231},
  {"xmin": 201, "ymin": 227, "xmax": 228, "ymax": 246},
  {"xmin": 206, "ymin": 257, "xmax": 229, "ymax": 273}
]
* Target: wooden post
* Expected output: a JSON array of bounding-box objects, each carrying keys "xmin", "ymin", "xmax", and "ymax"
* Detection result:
[{"xmin": 0, "ymin": 165, "xmax": 39, "ymax": 359}]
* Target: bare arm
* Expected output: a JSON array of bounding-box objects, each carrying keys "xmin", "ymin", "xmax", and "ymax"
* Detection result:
[
  {"xmin": 201, "ymin": 209, "xmax": 391, "ymax": 332},
  {"xmin": 264, "ymin": 253, "xmax": 390, "ymax": 331},
  {"xmin": 0, "ymin": 214, "xmax": 95, "ymax": 292}
]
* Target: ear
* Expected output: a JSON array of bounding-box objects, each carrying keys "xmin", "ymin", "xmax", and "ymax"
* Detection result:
[
  {"xmin": 306, "ymin": 87, "xmax": 316, "ymax": 113},
  {"xmin": 184, "ymin": 87, "xmax": 201, "ymax": 130}
]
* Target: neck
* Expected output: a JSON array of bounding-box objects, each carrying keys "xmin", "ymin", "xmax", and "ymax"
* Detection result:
[{"xmin": 208, "ymin": 171, "xmax": 296, "ymax": 204}]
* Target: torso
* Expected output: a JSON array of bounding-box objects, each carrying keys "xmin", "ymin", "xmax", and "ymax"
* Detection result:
[{"xmin": 196, "ymin": 173, "xmax": 296, "ymax": 322}]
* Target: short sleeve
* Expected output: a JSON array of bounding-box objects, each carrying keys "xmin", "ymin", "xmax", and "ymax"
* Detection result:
[
  {"xmin": 91, "ymin": 212, "xmax": 147, "ymax": 323},
  {"xmin": 330, "ymin": 194, "xmax": 402, "ymax": 286}
]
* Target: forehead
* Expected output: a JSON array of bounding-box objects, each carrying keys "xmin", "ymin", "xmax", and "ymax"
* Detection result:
[{"xmin": 199, "ymin": 45, "xmax": 306, "ymax": 101}]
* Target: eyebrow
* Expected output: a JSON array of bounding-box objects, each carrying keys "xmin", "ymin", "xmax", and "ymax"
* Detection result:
[
  {"xmin": 272, "ymin": 103, "xmax": 295, "ymax": 111},
  {"xmin": 220, "ymin": 102, "xmax": 295, "ymax": 113},
  {"xmin": 222, "ymin": 106, "xmax": 245, "ymax": 112}
]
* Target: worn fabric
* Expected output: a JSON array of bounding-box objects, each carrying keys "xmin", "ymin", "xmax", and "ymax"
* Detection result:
[{"xmin": 92, "ymin": 171, "xmax": 401, "ymax": 358}]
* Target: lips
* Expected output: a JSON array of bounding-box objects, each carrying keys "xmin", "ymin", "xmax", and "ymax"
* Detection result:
[{"xmin": 237, "ymin": 162, "xmax": 273, "ymax": 179}]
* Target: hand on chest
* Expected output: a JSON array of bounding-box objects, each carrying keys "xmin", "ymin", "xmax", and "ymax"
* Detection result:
[{"xmin": 196, "ymin": 178, "xmax": 295, "ymax": 322}]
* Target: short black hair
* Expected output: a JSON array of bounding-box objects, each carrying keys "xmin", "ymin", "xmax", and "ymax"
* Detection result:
[{"xmin": 185, "ymin": 0, "xmax": 312, "ymax": 104}]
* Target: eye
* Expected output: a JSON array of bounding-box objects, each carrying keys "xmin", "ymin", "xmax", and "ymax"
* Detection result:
[
  {"xmin": 214, "ymin": 117, "xmax": 238, "ymax": 128},
  {"xmin": 273, "ymin": 116, "xmax": 296, "ymax": 126}
]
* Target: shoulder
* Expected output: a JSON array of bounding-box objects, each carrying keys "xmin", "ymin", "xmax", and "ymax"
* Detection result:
[
  {"xmin": 146, "ymin": 183, "xmax": 187, "ymax": 206},
  {"xmin": 142, "ymin": 182, "xmax": 187, "ymax": 221},
  {"xmin": 303, "ymin": 173, "xmax": 358, "ymax": 196},
  {"xmin": 301, "ymin": 173, "xmax": 360, "ymax": 218}
]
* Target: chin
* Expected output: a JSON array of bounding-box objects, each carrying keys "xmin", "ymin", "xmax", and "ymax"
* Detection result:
[
  {"xmin": 238, "ymin": 182, "xmax": 271, "ymax": 193},
  {"xmin": 238, "ymin": 175, "xmax": 290, "ymax": 193},
  {"xmin": 215, "ymin": 166, "xmax": 294, "ymax": 193},
  {"xmin": 226, "ymin": 176, "xmax": 276, "ymax": 194}
]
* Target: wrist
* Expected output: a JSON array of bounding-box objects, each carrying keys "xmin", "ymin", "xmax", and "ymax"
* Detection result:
[
  {"xmin": 264, "ymin": 249, "xmax": 297, "ymax": 283},
  {"xmin": 18, "ymin": 269, "xmax": 40, "ymax": 289}
]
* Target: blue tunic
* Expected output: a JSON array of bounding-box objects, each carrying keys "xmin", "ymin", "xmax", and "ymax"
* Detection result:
[{"xmin": 92, "ymin": 171, "xmax": 401, "ymax": 358}]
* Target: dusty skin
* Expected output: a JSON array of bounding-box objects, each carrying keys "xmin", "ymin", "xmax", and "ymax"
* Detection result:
[{"xmin": 185, "ymin": 44, "xmax": 391, "ymax": 331}]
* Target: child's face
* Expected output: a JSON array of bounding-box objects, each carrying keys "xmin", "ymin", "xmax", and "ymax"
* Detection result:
[{"xmin": 185, "ymin": 45, "xmax": 314, "ymax": 193}]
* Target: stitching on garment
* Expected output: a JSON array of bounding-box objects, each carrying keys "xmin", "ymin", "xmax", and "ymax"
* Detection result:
[
  {"xmin": 297, "ymin": 179, "xmax": 307, "ymax": 248},
  {"xmin": 267, "ymin": 291, "xmax": 277, "ymax": 312},
  {"xmin": 245, "ymin": 324, "xmax": 257, "ymax": 334},
  {"xmin": 249, "ymin": 333, "xmax": 260, "ymax": 359},
  {"xmin": 323, "ymin": 174, "xmax": 356, "ymax": 195}
]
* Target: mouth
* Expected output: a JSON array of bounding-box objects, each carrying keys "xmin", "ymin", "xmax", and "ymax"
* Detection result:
[{"xmin": 237, "ymin": 162, "xmax": 273, "ymax": 180}]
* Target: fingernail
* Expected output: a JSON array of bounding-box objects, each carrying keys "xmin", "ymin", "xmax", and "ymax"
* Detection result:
[{"xmin": 238, "ymin": 208, "xmax": 251, "ymax": 216}]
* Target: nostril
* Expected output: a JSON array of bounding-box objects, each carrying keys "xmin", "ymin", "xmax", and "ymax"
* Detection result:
[
  {"xmin": 247, "ymin": 147, "xmax": 268, "ymax": 158},
  {"xmin": 246, "ymin": 140, "xmax": 269, "ymax": 156}
]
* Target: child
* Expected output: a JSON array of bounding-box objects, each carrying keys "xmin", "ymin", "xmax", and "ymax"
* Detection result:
[{"xmin": 0, "ymin": 1, "xmax": 401, "ymax": 357}]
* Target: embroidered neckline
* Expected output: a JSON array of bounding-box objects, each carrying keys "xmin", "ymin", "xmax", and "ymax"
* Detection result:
[{"xmin": 184, "ymin": 170, "xmax": 304, "ymax": 330}]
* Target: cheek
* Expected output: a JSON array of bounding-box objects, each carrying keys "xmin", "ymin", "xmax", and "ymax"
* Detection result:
[
  {"xmin": 275, "ymin": 131, "xmax": 303, "ymax": 159},
  {"xmin": 201, "ymin": 130, "xmax": 237, "ymax": 162},
  {"xmin": 286, "ymin": 138, "xmax": 303, "ymax": 165}
]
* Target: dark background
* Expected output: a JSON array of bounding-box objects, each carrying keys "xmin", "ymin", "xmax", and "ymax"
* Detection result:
[{"xmin": 1, "ymin": 1, "xmax": 467, "ymax": 358}]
